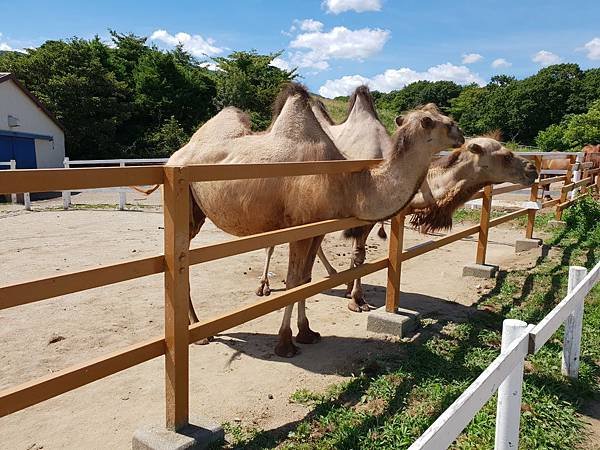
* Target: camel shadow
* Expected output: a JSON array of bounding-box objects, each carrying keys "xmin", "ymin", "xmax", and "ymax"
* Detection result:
[{"xmin": 212, "ymin": 290, "xmax": 480, "ymax": 377}]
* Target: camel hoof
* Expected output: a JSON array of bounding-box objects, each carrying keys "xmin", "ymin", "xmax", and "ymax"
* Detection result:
[
  {"xmin": 255, "ymin": 286, "xmax": 264, "ymax": 296},
  {"xmin": 296, "ymin": 328, "xmax": 321, "ymax": 344},
  {"xmin": 347, "ymin": 300, "xmax": 363, "ymax": 313},
  {"xmin": 193, "ymin": 336, "xmax": 213, "ymax": 346},
  {"xmin": 263, "ymin": 285, "xmax": 271, "ymax": 296},
  {"xmin": 359, "ymin": 302, "xmax": 372, "ymax": 312},
  {"xmin": 274, "ymin": 341, "xmax": 299, "ymax": 358}
]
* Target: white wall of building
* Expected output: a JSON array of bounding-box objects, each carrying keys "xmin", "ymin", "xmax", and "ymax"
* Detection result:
[{"xmin": 0, "ymin": 79, "xmax": 65, "ymax": 168}]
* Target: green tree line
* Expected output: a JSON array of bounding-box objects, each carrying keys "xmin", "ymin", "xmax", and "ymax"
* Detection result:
[
  {"xmin": 1, "ymin": 31, "xmax": 598, "ymax": 158},
  {"xmin": 0, "ymin": 32, "xmax": 295, "ymax": 159}
]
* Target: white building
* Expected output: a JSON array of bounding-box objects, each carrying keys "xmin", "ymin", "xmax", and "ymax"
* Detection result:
[{"xmin": 0, "ymin": 72, "xmax": 65, "ymax": 169}]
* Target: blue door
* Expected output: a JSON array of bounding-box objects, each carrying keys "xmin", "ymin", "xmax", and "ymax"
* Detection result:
[
  {"xmin": 0, "ymin": 136, "xmax": 11, "ymax": 169},
  {"xmin": 0, "ymin": 135, "xmax": 37, "ymax": 169}
]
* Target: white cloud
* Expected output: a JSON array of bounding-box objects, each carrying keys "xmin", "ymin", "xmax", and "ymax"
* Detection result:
[
  {"xmin": 297, "ymin": 19, "xmax": 324, "ymax": 32},
  {"xmin": 322, "ymin": 0, "xmax": 382, "ymax": 14},
  {"xmin": 319, "ymin": 63, "xmax": 484, "ymax": 98},
  {"xmin": 270, "ymin": 57, "xmax": 293, "ymax": 71},
  {"xmin": 150, "ymin": 29, "xmax": 223, "ymax": 57},
  {"xmin": 462, "ymin": 53, "xmax": 483, "ymax": 64},
  {"xmin": 532, "ymin": 50, "xmax": 561, "ymax": 66},
  {"xmin": 289, "ymin": 26, "xmax": 390, "ymax": 70},
  {"xmin": 581, "ymin": 37, "xmax": 600, "ymax": 60},
  {"xmin": 491, "ymin": 58, "xmax": 512, "ymax": 68},
  {"xmin": 0, "ymin": 33, "xmax": 25, "ymax": 53}
]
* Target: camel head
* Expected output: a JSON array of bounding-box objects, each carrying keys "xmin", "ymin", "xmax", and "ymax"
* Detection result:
[
  {"xmin": 459, "ymin": 138, "xmax": 538, "ymax": 186},
  {"xmin": 392, "ymin": 103, "xmax": 464, "ymax": 155}
]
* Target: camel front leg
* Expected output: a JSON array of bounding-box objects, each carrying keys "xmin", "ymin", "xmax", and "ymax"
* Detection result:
[
  {"xmin": 346, "ymin": 225, "xmax": 375, "ymax": 312},
  {"xmin": 275, "ymin": 304, "xmax": 297, "ymax": 357},
  {"xmin": 256, "ymin": 246, "xmax": 275, "ymax": 296},
  {"xmin": 296, "ymin": 236, "xmax": 324, "ymax": 344},
  {"xmin": 317, "ymin": 245, "xmax": 337, "ymax": 276}
]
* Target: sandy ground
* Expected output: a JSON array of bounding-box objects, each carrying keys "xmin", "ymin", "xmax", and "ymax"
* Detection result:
[{"xmin": 0, "ymin": 190, "xmax": 548, "ymax": 449}]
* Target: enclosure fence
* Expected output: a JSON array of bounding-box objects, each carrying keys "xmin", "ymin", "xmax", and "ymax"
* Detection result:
[
  {"xmin": 0, "ymin": 155, "xmax": 597, "ymax": 436},
  {"xmin": 408, "ymin": 262, "xmax": 600, "ymax": 450}
]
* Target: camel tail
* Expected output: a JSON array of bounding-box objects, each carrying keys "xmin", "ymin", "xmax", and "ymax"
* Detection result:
[
  {"xmin": 130, "ymin": 184, "xmax": 160, "ymax": 195},
  {"xmin": 377, "ymin": 222, "xmax": 387, "ymax": 240}
]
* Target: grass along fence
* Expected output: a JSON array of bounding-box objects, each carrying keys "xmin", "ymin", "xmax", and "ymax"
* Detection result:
[
  {"xmin": 409, "ymin": 262, "xmax": 600, "ymax": 450},
  {"xmin": 0, "ymin": 157, "xmax": 596, "ymax": 444}
]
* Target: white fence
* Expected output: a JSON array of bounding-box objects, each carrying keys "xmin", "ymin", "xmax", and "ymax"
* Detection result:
[
  {"xmin": 409, "ymin": 261, "xmax": 600, "ymax": 450},
  {"xmin": 1, "ymin": 159, "xmax": 30, "ymax": 209},
  {"xmin": 61, "ymin": 157, "xmax": 168, "ymax": 210}
]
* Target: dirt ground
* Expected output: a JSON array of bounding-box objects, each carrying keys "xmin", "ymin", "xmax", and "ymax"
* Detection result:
[{"xmin": 0, "ymin": 189, "xmax": 548, "ymax": 449}]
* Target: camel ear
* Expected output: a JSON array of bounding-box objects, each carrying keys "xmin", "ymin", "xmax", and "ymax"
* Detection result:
[
  {"xmin": 420, "ymin": 116, "xmax": 434, "ymax": 129},
  {"xmin": 468, "ymin": 142, "xmax": 483, "ymax": 154},
  {"xmin": 395, "ymin": 115, "xmax": 403, "ymax": 127}
]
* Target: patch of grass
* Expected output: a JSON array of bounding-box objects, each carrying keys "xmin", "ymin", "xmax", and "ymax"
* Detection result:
[{"xmin": 222, "ymin": 197, "xmax": 600, "ymax": 449}]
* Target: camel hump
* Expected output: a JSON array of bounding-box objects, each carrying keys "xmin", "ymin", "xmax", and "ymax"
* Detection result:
[
  {"xmin": 311, "ymin": 99, "xmax": 335, "ymax": 126},
  {"xmin": 272, "ymin": 82, "xmax": 311, "ymax": 120},
  {"xmin": 347, "ymin": 85, "xmax": 379, "ymax": 119}
]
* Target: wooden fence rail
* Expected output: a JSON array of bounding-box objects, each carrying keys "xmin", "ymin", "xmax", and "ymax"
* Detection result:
[{"xmin": 0, "ymin": 154, "xmax": 595, "ymax": 441}]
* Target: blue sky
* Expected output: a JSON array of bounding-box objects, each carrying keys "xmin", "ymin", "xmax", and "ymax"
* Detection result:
[{"xmin": 1, "ymin": 0, "xmax": 599, "ymax": 97}]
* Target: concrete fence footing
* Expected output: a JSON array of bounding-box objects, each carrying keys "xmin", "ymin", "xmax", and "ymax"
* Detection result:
[
  {"xmin": 462, "ymin": 263, "xmax": 499, "ymax": 279},
  {"xmin": 366, "ymin": 307, "xmax": 420, "ymax": 337},
  {"xmin": 515, "ymin": 238, "xmax": 542, "ymax": 253},
  {"xmin": 132, "ymin": 419, "xmax": 224, "ymax": 450}
]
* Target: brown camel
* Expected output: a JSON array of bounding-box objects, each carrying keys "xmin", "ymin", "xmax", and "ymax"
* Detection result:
[{"xmin": 167, "ymin": 83, "xmax": 464, "ymax": 357}]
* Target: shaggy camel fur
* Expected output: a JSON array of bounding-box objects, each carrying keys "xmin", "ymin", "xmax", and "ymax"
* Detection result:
[{"xmin": 167, "ymin": 83, "xmax": 464, "ymax": 357}]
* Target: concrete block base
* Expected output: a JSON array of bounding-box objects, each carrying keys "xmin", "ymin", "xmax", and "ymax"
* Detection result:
[
  {"xmin": 133, "ymin": 419, "xmax": 224, "ymax": 450},
  {"xmin": 548, "ymin": 220, "xmax": 566, "ymax": 229},
  {"xmin": 515, "ymin": 238, "xmax": 542, "ymax": 253},
  {"xmin": 462, "ymin": 263, "xmax": 498, "ymax": 279},
  {"xmin": 367, "ymin": 307, "xmax": 420, "ymax": 337}
]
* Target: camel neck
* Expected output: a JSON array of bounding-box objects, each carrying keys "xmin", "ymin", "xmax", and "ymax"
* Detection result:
[{"xmin": 351, "ymin": 140, "xmax": 436, "ymax": 220}]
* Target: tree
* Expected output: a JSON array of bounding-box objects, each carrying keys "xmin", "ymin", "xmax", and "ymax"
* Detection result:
[
  {"xmin": 212, "ymin": 51, "xmax": 296, "ymax": 130},
  {"xmin": 377, "ymin": 80, "xmax": 463, "ymax": 114},
  {"xmin": 536, "ymin": 100, "xmax": 600, "ymax": 151}
]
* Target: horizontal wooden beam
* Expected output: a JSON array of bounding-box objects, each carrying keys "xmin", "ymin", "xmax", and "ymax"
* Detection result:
[
  {"xmin": 188, "ymin": 258, "xmax": 388, "ymax": 342},
  {"xmin": 0, "ymin": 337, "xmax": 165, "ymax": 417},
  {"xmin": 557, "ymin": 193, "xmax": 589, "ymax": 211},
  {"xmin": 0, "ymin": 166, "xmax": 163, "ymax": 194},
  {"xmin": 0, "ymin": 256, "xmax": 164, "ymax": 310},
  {"xmin": 190, "ymin": 217, "xmax": 370, "ymax": 265},
  {"xmin": 185, "ymin": 160, "xmax": 382, "ymax": 182},
  {"xmin": 561, "ymin": 177, "xmax": 592, "ymax": 193},
  {"xmin": 488, "ymin": 209, "xmax": 528, "ymax": 227},
  {"xmin": 541, "ymin": 198, "xmax": 560, "ymax": 209},
  {"xmin": 538, "ymin": 175, "xmax": 567, "ymax": 186},
  {"xmin": 491, "ymin": 184, "xmax": 528, "ymax": 196},
  {"xmin": 401, "ymin": 224, "xmax": 481, "ymax": 261}
]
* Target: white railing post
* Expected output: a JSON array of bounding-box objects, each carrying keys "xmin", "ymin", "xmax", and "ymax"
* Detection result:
[
  {"xmin": 495, "ymin": 319, "xmax": 528, "ymax": 450},
  {"xmin": 24, "ymin": 192, "xmax": 31, "ymax": 211},
  {"xmin": 10, "ymin": 160, "xmax": 17, "ymax": 204},
  {"xmin": 562, "ymin": 266, "xmax": 588, "ymax": 378},
  {"xmin": 118, "ymin": 160, "xmax": 126, "ymax": 210},
  {"xmin": 62, "ymin": 157, "xmax": 71, "ymax": 210}
]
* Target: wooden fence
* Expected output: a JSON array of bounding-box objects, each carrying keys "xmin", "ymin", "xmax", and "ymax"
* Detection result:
[
  {"xmin": 0, "ymin": 155, "xmax": 597, "ymax": 436},
  {"xmin": 409, "ymin": 262, "xmax": 600, "ymax": 450}
]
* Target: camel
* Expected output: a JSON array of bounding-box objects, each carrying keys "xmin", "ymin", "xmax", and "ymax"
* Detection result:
[
  {"xmin": 256, "ymin": 91, "xmax": 538, "ymax": 312},
  {"xmin": 167, "ymin": 82, "xmax": 465, "ymax": 357},
  {"xmin": 255, "ymin": 86, "xmax": 391, "ymax": 298}
]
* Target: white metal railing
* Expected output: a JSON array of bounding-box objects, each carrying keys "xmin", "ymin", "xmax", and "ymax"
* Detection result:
[
  {"xmin": 61, "ymin": 157, "xmax": 168, "ymax": 210},
  {"xmin": 409, "ymin": 261, "xmax": 600, "ymax": 450}
]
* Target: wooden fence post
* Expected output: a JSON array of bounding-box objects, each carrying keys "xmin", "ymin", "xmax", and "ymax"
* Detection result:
[
  {"xmin": 571, "ymin": 153, "xmax": 584, "ymax": 198},
  {"xmin": 494, "ymin": 319, "xmax": 528, "ymax": 450},
  {"xmin": 62, "ymin": 157, "xmax": 71, "ymax": 210},
  {"xmin": 163, "ymin": 165, "xmax": 190, "ymax": 431},
  {"xmin": 476, "ymin": 185, "xmax": 492, "ymax": 265},
  {"xmin": 525, "ymin": 156, "xmax": 542, "ymax": 239},
  {"xmin": 385, "ymin": 213, "xmax": 405, "ymax": 313},
  {"xmin": 555, "ymin": 160, "xmax": 574, "ymax": 220},
  {"xmin": 562, "ymin": 266, "xmax": 588, "ymax": 379}
]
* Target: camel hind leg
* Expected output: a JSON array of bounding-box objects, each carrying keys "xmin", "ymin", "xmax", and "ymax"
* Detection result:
[
  {"xmin": 256, "ymin": 246, "xmax": 275, "ymax": 296},
  {"xmin": 296, "ymin": 236, "xmax": 324, "ymax": 344},
  {"xmin": 317, "ymin": 245, "xmax": 337, "ymax": 276}
]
